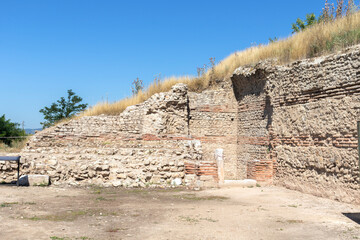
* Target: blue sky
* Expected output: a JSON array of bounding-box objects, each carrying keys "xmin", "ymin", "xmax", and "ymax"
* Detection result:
[{"xmin": 0, "ymin": 0, "xmax": 326, "ymax": 128}]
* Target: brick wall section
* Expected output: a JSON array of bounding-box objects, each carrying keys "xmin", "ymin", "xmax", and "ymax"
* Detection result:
[
  {"xmin": 231, "ymin": 68, "xmax": 273, "ymax": 182},
  {"xmin": 188, "ymin": 82, "xmax": 239, "ymax": 180},
  {"xmin": 232, "ymin": 46, "xmax": 360, "ymax": 204}
]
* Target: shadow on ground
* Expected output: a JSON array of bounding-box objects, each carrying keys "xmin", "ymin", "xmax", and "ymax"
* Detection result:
[
  {"xmin": 0, "ymin": 182, "xmax": 18, "ymax": 187},
  {"xmin": 343, "ymin": 213, "xmax": 360, "ymax": 224}
]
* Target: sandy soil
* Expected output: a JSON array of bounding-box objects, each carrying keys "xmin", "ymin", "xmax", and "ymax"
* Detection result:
[{"xmin": 0, "ymin": 185, "xmax": 359, "ymax": 240}]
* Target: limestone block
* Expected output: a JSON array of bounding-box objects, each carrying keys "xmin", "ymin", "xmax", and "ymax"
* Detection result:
[
  {"xmin": 127, "ymin": 173, "xmax": 135, "ymax": 179},
  {"xmin": 19, "ymin": 175, "xmax": 50, "ymax": 186},
  {"xmin": 117, "ymin": 173, "xmax": 126, "ymax": 179},
  {"xmin": 171, "ymin": 178, "xmax": 182, "ymax": 186},
  {"xmin": 199, "ymin": 175, "xmax": 214, "ymax": 181},
  {"xmin": 151, "ymin": 175, "xmax": 162, "ymax": 183},
  {"xmin": 88, "ymin": 171, "xmax": 95, "ymax": 178},
  {"xmin": 223, "ymin": 179, "xmax": 257, "ymax": 187},
  {"xmin": 149, "ymin": 166, "xmax": 157, "ymax": 172},
  {"xmin": 112, "ymin": 180, "xmax": 122, "ymax": 187}
]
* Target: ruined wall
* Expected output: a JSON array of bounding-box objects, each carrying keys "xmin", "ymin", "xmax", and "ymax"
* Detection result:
[
  {"xmin": 232, "ymin": 68, "xmax": 274, "ymax": 182},
  {"xmin": 2, "ymin": 44, "xmax": 359, "ymax": 204},
  {"xmin": 3, "ymin": 82, "xmax": 238, "ymax": 188},
  {"xmin": 188, "ymin": 81, "xmax": 239, "ymax": 180},
  {"xmin": 0, "ymin": 153, "xmax": 20, "ymax": 183},
  {"xmin": 15, "ymin": 84, "xmax": 216, "ymax": 188},
  {"xmin": 232, "ymin": 46, "xmax": 360, "ymax": 203},
  {"xmin": 269, "ymin": 48, "xmax": 360, "ymax": 203}
]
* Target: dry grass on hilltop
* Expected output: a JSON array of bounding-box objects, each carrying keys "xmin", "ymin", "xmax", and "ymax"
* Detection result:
[
  {"xmin": 81, "ymin": 11, "xmax": 360, "ymax": 117},
  {"xmin": 80, "ymin": 76, "xmax": 197, "ymax": 117}
]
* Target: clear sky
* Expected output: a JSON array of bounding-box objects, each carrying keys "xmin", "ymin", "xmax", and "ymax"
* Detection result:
[{"xmin": 0, "ymin": 0, "xmax": 327, "ymax": 128}]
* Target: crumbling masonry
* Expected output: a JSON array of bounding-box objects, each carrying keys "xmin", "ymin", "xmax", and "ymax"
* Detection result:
[{"xmin": 1, "ymin": 45, "xmax": 359, "ymax": 204}]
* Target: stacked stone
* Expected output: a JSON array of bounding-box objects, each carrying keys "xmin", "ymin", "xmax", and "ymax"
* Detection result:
[
  {"xmin": 17, "ymin": 84, "xmax": 217, "ymax": 188},
  {"xmin": 232, "ymin": 45, "xmax": 360, "ymax": 203}
]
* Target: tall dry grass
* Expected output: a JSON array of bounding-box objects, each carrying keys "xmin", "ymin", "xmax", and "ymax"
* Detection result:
[
  {"xmin": 0, "ymin": 138, "xmax": 29, "ymax": 153},
  {"xmin": 82, "ymin": 11, "xmax": 360, "ymax": 117},
  {"xmin": 81, "ymin": 76, "xmax": 201, "ymax": 116}
]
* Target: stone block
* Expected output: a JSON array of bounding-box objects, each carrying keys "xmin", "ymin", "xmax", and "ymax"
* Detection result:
[
  {"xmin": 151, "ymin": 175, "xmax": 161, "ymax": 184},
  {"xmin": 171, "ymin": 178, "xmax": 182, "ymax": 186},
  {"xmin": 112, "ymin": 180, "xmax": 122, "ymax": 187},
  {"xmin": 19, "ymin": 175, "xmax": 50, "ymax": 186},
  {"xmin": 199, "ymin": 175, "xmax": 214, "ymax": 181},
  {"xmin": 223, "ymin": 179, "xmax": 257, "ymax": 187}
]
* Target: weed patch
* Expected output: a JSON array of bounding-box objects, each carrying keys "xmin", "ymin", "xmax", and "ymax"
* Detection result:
[
  {"xmin": 288, "ymin": 204, "xmax": 298, "ymax": 208},
  {"xmin": 95, "ymin": 196, "xmax": 107, "ymax": 201},
  {"xmin": 1, "ymin": 202, "xmax": 18, "ymax": 207},
  {"xmin": 50, "ymin": 237, "xmax": 70, "ymax": 240},
  {"xmin": 179, "ymin": 215, "xmax": 200, "ymax": 223},
  {"xmin": 175, "ymin": 194, "xmax": 228, "ymax": 201},
  {"xmin": 26, "ymin": 209, "xmax": 116, "ymax": 222},
  {"xmin": 200, "ymin": 217, "xmax": 218, "ymax": 223}
]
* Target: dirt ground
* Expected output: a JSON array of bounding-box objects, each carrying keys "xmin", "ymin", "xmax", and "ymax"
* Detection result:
[{"xmin": 0, "ymin": 185, "xmax": 359, "ymax": 240}]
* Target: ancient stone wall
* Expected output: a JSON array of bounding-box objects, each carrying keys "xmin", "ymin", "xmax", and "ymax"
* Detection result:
[
  {"xmin": 0, "ymin": 153, "xmax": 20, "ymax": 183},
  {"xmin": 231, "ymin": 46, "xmax": 360, "ymax": 203},
  {"xmin": 2, "ymin": 44, "xmax": 359, "ymax": 204},
  {"xmin": 14, "ymin": 84, "xmax": 216, "ymax": 188},
  {"xmin": 269, "ymin": 49, "xmax": 360, "ymax": 203},
  {"xmin": 3, "ymin": 83, "xmax": 237, "ymax": 188}
]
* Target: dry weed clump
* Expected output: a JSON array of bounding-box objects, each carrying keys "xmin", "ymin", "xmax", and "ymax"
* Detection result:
[{"xmin": 81, "ymin": 10, "xmax": 360, "ymax": 117}]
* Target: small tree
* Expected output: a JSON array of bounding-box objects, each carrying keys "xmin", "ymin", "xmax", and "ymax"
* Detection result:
[
  {"xmin": 291, "ymin": 13, "xmax": 317, "ymax": 33},
  {"xmin": 269, "ymin": 37, "xmax": 279, "ymax": 43},
  {"xmin": 39, "ymin": 89, "xmax": 88, "ymax": 128},
  {"xmin": 293, "ymin": 0, "xmax": 359, "ymax": 33},
  {"xmin": 131, "ymin": 77, "xmax": 144, "ymax": 96},
  {"xmin": 0, "ymin": 115, "xmax": 26, "ymax": 146}
]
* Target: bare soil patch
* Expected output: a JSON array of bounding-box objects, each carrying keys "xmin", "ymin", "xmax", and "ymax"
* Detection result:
[{"xmin": 0, "ymin": 185, "xmax": 359, "ymax": 240}]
